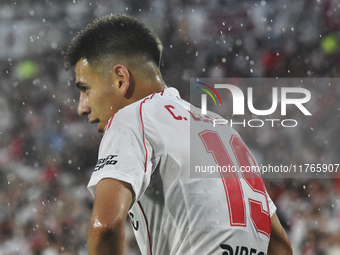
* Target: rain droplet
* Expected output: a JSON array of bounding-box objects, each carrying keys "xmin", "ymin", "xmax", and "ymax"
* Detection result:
[{"xmin": 51, "ymin": 42, "xmax": 58, "ymax": 49}]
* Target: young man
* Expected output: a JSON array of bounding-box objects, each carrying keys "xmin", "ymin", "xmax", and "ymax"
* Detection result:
[{"xmin": 65, "ymin": 14, "xmax": 292, "ymax": 255}]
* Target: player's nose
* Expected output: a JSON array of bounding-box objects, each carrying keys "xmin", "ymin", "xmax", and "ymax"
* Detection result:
[{"xmin": 78, "ymin": 93, "xmax": 91, "ymax": 116}]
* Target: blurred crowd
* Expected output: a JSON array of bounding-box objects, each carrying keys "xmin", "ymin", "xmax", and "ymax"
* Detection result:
[{"xmin": 0, "ymin": 0, "xmax": 340, "ymax": 254}]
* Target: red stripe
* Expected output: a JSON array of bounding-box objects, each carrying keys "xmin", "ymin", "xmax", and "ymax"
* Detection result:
[
  {"xmin": 137, "ymin": 91, "xmax": 166, "ymax": 253},
  {"xmin": 139, "ymin": 97, "xmax": 150, "ymax": 173},
  {"xmin": 138, "ymin": 201, "xmax": 153, "ymax": 255},
  {"xmin": 150, "ymin": 92, "xmax": 157, "ymax": 99},
  {"xmin": 139, "ymin": 91, "xmax": 165, "ymax": 172},
  {"xmin": 103, "ymin": 114, "xmax": 114, "ymax": 134}
]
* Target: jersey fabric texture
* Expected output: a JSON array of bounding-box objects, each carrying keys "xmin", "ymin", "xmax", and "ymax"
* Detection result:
[{"xmin": 88, "ymin": 87, "xmax": 276, "ymax": 255}]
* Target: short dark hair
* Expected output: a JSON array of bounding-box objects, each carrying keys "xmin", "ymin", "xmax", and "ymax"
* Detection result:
[{"xmin": 64, "ymin": 14, "xmax": 163, "ymax": 70}]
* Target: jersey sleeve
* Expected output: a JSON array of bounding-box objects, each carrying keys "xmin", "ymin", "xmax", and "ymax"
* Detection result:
[{"xmin": 87, "ymin": 117, "xmax": 153, "ymax": 207}]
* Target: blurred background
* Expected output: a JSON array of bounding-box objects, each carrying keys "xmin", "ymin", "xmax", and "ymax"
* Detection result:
[{"xmin": 0, "ymin": 0, "xmax": 340, "ymax": 254}]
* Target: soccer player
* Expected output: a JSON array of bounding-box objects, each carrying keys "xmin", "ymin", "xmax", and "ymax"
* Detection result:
[{"xmin": 65, "ymin": 14, "xmax": 292, "ymax": 255}]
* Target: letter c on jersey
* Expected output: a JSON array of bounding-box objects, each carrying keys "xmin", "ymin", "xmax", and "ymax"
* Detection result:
[{"xmin": 164, "ymin": 105, "xmax": 183, "ymax": 120}]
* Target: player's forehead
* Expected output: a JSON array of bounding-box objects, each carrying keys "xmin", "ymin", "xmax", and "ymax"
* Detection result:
[
  {"xmin": 75, "ymin": 58, "xmax": 90, "ymax": 78},
  {"xmin": 75, "ymin": 58, "xmax": 96, "ymax": 86}
]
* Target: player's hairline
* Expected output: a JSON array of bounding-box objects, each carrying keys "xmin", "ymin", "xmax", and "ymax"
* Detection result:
[{"xmin": 64, "ymin": 14, "xmax": 163, "ymax": 71}]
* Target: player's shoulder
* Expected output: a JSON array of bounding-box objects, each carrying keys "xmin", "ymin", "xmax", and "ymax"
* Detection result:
[
  {"xmin": 103, "ymin": 87, "xmax": 183, "ymax": 134},
  {"xmin": 140, "ymin": 87, "xmax": 184, "ymax": 108}
]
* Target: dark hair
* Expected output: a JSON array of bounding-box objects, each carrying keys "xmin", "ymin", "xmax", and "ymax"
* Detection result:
[{"xmin": 64, "ymin": 14, "xmax": 163, "ymax": 70}]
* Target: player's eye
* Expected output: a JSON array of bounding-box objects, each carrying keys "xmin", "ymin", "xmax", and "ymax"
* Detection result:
[{"xmin": 80, "ymin": 86, "xmax": 89, "ymax": 94}]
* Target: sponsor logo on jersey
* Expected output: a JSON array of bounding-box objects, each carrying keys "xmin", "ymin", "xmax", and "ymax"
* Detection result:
[
  {"xmin": 220, "ymin": 244, "xmax": 265, "ymax": 255},
  {"xmin": 94, "ymin": 155, "xmax": 118, "ymax": 171}
]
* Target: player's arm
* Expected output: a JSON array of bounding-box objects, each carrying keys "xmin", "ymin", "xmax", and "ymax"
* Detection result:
[
  {"xmin": 88, "ymin": 178, "xmax": 133, "ymax": 255},
  {"xmin": 267, "ymin": 212, "xmax": 292, "ymax": 255}
]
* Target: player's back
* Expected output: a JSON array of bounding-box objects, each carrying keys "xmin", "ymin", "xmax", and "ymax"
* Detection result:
[{"xmin": 128, "ymin": 88, "xmax": 274, "ymax": 255}]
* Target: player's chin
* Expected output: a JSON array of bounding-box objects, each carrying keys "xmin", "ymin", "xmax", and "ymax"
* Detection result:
[{"xmin": 97, "ymin": 124, "xmax": 104, "ymax": 133}]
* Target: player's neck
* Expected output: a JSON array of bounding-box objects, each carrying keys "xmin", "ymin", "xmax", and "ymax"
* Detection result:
[{"xmin": 134, "ymin": 76, "xmax": 167, "ymax": 100}]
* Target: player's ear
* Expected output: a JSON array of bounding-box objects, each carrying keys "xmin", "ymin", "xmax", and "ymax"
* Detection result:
[{"xmin": 112, "ymin": 64, "xmax": 130, "ymax": 97}]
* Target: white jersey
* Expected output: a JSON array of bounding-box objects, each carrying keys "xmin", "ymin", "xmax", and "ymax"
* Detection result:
[{"xmin": 88, "ymin": 88, "xmax": 276, "ymax": 255}]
